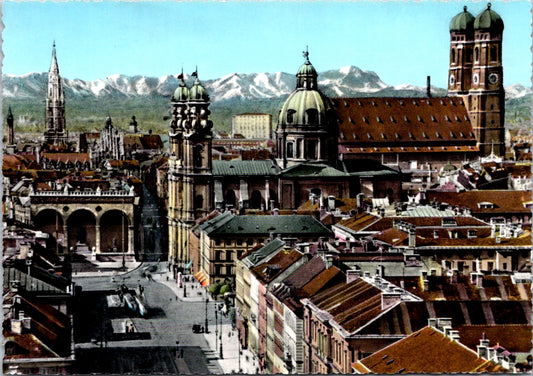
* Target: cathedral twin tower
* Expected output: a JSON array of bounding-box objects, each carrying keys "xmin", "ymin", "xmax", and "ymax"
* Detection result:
[{"xmin": 448, "ymin": 3, "xmax": 505, "ymax": 156}]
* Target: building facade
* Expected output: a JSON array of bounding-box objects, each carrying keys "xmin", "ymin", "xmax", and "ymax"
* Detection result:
[{"xmin": 232, "ymin": 113, "xmax": 273, "ymax": 139}]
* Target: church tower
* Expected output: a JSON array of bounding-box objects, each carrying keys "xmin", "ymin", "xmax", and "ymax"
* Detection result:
[
  {"xmin": 45, "ymin": 42, "xmax": 67, "ymax": 146},
  {"xmin": 448, "ymin": 4, "xmax": 505, "ymax": 156},
  {"xmin": 276, "ymin": 49, "xmax": 337, "ymax": 168},
  {"xmin": 6, "ymin": 106, "xmax": 16, "ymax": 154},
  {"xmin": 168, "ymin": 71, "xmax": 213, "ymax": 271}
]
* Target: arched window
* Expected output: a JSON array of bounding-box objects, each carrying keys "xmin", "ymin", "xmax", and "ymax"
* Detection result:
[
  {"xmin": 451, "ymin": 49, "xmax": 456, "ymax": 64},
  {"xmin": 307, "ymin": 140, "xmax": 317, "ymax": 160},
  {"xmin": 474, "ymin": 47, "xmax": 479, "ymax": 62},
  {"xmin": 490, "ymin": 45, "xmax": 498, "ymax": 62},
  {"xmin": 225, "ymin": 189, "xmax": 236, "ymax": 208},
  {"xmin": 193, "ymin": 144, "xmax": 204, "ymax": 168},
  {"xmin": 286, "ymin": 141, "xmax": 295, "ymax": 158},
  {"xmin": 250, "ymin": 191, "xmax": 264, "ymax": 209},
  {"xmin": 194, "ymin": 195, "xmax": 204, "ymax": 210},
  {"xmin": 306, "ymin": 108, "xmax": 319, "ymax": 124}
]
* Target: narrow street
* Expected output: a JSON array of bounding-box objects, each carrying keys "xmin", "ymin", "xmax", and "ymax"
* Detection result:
[{"xmin": 72, "ymin": 266, "xmax": 222, "ymax": 374}]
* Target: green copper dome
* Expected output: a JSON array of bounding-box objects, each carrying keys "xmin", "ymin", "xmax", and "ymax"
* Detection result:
[
  {"xmin": 172, "ymin": 78, "xmax": 189, "ymax": 102},
  {"xmin": 189, "ymin": 77, "xmax": 209, "ymax": 101},
  {"xmin": 474, "ymin": 3, "xmax": 504, "ymax": 32},
  {"xmin": 279, "ymin": 89, "xmax": 332, "ymax": 127},
  {"xmin": 450, "ymin": 6, "xmax": 475, "ymax": 32}
]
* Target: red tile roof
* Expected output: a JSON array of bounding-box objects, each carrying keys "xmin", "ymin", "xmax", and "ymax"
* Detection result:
[
  {"xmin": 353, "ymin": 326, "xmax": 507, "ymax": 373},
  {"xmin": 427, "ymin": 190, "xmax": 532, "ymax": 215},
  {"xmin": 334, "ymin": 97, "xmax": 477, "ymax": 154},
  {"xmin": 458, "ymin": 324, "xmax": 533, "ymax": 353},
  {"xmin": 310, "ymin": 278, "xmax": 383, "ymax": 333},
  {"xmin": 250, "ymin": 249, "xmax": 303, "ymax": 284}
]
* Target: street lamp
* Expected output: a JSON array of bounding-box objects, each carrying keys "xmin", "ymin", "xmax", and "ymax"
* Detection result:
[
  {"xmin": 237, "ymin": 328, "xmax": 242, "ymax": 373},
  {"xmin": 215, "ymin": 309, "xmax": 218, "ymax": 350},
  {"xmin": 219, "ymin": 309, "xmax": 223, "ymax": 359},
  {"xmin": 205, "ymin": 297, "xmax": 209, "ymax": 333}
]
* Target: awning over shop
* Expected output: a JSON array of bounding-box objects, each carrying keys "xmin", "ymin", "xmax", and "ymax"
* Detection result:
[{"xmin": 194, "ymin": 271, "xmax": 208, "ymax": 287}]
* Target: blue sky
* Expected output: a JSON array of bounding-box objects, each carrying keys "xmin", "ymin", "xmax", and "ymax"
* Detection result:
[{"xmin": 2, "ymin": 1, "xmax": 531, "ymax": 88}]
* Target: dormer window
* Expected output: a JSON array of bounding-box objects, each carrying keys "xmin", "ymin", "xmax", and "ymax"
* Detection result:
[
  {"xmin": 478, "ymin": 202, "xmax": 494, "ymax": 209},
  {"xmin": 404, "ymin": 116, "xmax": 410, "ymax": 122},
  {"xmin": 431, "ymin": 115, "xmax": 437, "ymax": 122},
  {"xmin": 287, "ymin": 109, "xmax": 296, "ymax": 124},
  {"xmin": 442, "ymin": 218, "xmax": 457, "ymax": 227},
  {"xmin": 468, "ymin": 230, "xmax": 478, "ymax": 238}
]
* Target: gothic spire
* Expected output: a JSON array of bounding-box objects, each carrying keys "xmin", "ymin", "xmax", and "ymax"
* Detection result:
[{"xmin": 50, "ymin": 41, "xmax": 60, "ymax": 74}]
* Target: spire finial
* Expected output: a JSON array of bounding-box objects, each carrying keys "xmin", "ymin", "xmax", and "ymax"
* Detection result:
[
  {"xmin": 463, "ymin": 5, "xmax": 467, "ymax": 12},
  {"xmin": 487, "ymin": 2, "xmax": 491, "ymax": 10},
  {"xmin": 192, "ymin": 66, "xmax": 199, "ymax": 82},
  {"xmin": 7, "ymin": 106, "xmax": 13, "ymax": 118},
  {"xmin": 303, "ymin": 46, "xmax": 309, "ymax": 63}
]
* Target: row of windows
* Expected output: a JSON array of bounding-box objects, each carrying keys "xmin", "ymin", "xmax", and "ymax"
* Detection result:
[
  {"xmin": 451, "ymin": 45, "xmax": 499, "ymax": 64},
  {"xmin": 214, "ymin": 238, "xmax": 264, "ymax": 246},
  {"xmin": 214, "ymin": 249, "xmax": 245, "ymax": 261}
]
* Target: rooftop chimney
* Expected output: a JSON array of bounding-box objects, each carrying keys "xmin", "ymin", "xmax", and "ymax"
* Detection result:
[
  {"xmin": 346, "ymin": 269, "xmax": 361, "ymax": 284},
  {"xmin": 427, "ymin": 76, "xmax": 431, "ymax": 98}
]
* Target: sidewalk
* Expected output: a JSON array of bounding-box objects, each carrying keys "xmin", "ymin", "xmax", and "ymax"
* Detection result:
[
  {"xmin": 203, "ymin": 321, "xmax": 260, "ymax": 374},
  {"xmin": 153, "ymin": 269, "xmax": 260, "ymax": 374}
]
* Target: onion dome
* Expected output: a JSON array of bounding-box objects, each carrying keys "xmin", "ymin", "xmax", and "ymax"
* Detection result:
[
  {"xmin": 172, "ymin": 73, "xmax": 189, "ymax": 102},
  {"xmin": 450, "ymin": 6, "xmax": 475, "ymax": 32},
  {"xmin": 474, "ymin": 3, "xmax": 504, "ymax": 33},
  {"xmin": 189, "ymin": 71, "xmax": 209, "ymax": 101}
]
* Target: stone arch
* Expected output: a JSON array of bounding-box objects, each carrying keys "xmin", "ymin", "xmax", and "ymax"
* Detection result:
[
  {"xmin": 67, "ymin": 209, "xmax": 97, "ymax": 252},
  {"xmin": 34, "ymin": 208, "xmax": 65, "ymax": 254},
  {"xmin": 226, "ymin": 189, "xmax": 237, "ymax": 208},
  {"xmin": 250, "ymin": 190, "xmax": 264, "ymax": 209},
  {"xmin": 99, "ymin": 209, "xmax": 129, "ymax": 253}
]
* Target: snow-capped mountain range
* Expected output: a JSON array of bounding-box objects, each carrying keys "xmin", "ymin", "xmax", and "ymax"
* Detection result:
[{"xmin": 2, "ymin": 66, "xmax": 529, "ymax": 101}]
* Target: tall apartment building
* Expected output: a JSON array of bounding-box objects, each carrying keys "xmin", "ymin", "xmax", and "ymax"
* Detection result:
[{"xmin": 232, "ymin": 113, "xmax": 273, "ymax": 139}]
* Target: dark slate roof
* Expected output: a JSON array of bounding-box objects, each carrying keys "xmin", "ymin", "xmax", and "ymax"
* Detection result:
[
  {"xmin": 340, "ymin": 159, "xmax": 401, "ymax": 176},
  {"xmin": 243, "ymin": 239, "xmax": 285, "ymax": 267},
  {"xmin": 283, "ymin": 256, "xmax": 325, "ymax": 289},
  {"xmin": 3, "ymin": 267, "xmax": 68, "ymax": 295},
  {"xmin": 212, "ymin": 159, "xmax": 281, "ymax": 176},
  {"xmin": 200, "ymin": 212, "xmax": 332, "ymax": 237},
  {"xmin": 279, "ymin": 163, "xmax": 348, "ymax": 178}
]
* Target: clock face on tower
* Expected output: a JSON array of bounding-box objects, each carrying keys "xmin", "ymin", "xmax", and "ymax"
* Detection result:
[{"xmin": 489, "ymin": 73, "xmax": 499, "ymax": 84}]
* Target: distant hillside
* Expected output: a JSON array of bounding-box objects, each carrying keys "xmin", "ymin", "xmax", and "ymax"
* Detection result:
[{"xmin": 2, "ymin": 69, "xmax": 529, "ymax": 134}]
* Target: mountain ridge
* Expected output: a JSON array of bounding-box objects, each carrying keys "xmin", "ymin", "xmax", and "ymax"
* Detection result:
[{"xmin": 3, "ymin": 66, "xmax": 529, "ymax": 101}]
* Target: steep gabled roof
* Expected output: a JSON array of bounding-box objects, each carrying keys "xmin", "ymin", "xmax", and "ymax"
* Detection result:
[
  {"xmin": 353, "ymin": 326, "xmax": 506, "ymax": 374},
  {"xmin": 334, "ymin": 97, "xmax": 477, "ymax": 152}
]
